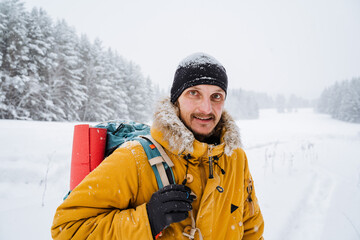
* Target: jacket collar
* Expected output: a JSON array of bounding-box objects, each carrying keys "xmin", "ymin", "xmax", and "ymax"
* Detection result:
[{"xmin": 151, "ymin": 98, "xmax": 242, "ymax": 158}]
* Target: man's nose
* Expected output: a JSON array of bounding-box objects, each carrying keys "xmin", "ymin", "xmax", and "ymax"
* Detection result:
[{"xmin": 198, "ymin": 98, "xmax": 212, "ymax": 114}]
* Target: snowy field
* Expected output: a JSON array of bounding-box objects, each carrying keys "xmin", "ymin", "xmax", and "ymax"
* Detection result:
[{"xmin": 0, "ymin": 108, "xmax": 359, "ymax": 239}]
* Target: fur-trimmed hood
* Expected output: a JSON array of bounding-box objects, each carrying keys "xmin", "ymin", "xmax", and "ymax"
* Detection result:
[{"xmin": 151, "ymin": 97, "xmax": 242, "ymax": 157}]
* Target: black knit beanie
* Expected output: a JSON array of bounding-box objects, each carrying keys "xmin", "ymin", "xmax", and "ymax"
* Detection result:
[{"xmin": 170, "ymin": 53, "xmax": 228, "ymax": 103}]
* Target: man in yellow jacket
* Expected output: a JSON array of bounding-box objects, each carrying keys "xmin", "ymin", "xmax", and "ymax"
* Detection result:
[{"xmin": 51, "ymin": 53, "xmax": 264, "ymax": 239}]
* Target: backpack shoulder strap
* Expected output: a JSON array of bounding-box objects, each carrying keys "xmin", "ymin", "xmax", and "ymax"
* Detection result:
[
  {"xmin": 136, "ymin": 136, "xmax": 175, "ymax": 189},
  {"xmin": 140, "ymin": 135, "xmax": 174, "ymax": 167}
]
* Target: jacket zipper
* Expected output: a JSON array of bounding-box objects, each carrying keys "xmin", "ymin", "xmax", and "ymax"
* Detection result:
[
  {"xmin": 199, "ymin": 161, "xmax": 206, "ymax": 192},
  {"xmin": 246, "ymin": 178, "xmax": 255, "ymax": 216},
  {"xmin": 208, "ymin": 145, "xmax": 214, "ymax": 179}
]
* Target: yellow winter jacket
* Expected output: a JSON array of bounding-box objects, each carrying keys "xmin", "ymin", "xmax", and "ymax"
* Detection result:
[{"xmin": 51, "ymin": 98, "xmax": 264, "ymax": 239}]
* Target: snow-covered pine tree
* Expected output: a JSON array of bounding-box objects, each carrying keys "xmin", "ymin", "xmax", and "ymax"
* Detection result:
[
  {"xmin": 51, "ymin": 20, "xmax": 86, "ymax": 121},
  {"xmin": 316, "ymin": 87, "xmax": 330, "ymax": 114},
  {"xmin": 17, "ymin": 7, "xmax": 57, "ymax": 120},
  {"xmin": 317, "ymin": 78, "xmax": 360, "ymax": 123},
  {"xmin": 31, "ymin": 8, "xmax": 59, "ymax": 121},
  {"xmin": 0, "ymin": 2, "xmax": 6, "ymax": 113},
  {"xmin": 338, "ymin": 78, "xmax": 360, "ymax": 123},
  {"xmin": 78, "ymin": 34, "xmax": 94, "ymax": 121},
  {"xmin": 350, "ymin": 78, "xmax": 360, "ymax": 122},
  {"xmin": 0, "ymin": 0, "xmax": 30, "ymax": 119},
  {"xmin": 78, "ymin": 37, "xmax": 115, "ymax": 122},
  {"xmin": 0, "ymin": 5, "xmax": 4, "ymax": 68},
  {"xmin": 103, "ymin": 48, "xmax": 129, "ymax": 120},
  {"xmin": 123, "ymin": 61, "xmax": 149, "ymax": 123},
  {"xmin": 338, "ymin": 80, "xmax": 351, "ymax": 122},
  {"xmin": 329, "ymin": 82, "xmax": 342, "ymax": 119}
]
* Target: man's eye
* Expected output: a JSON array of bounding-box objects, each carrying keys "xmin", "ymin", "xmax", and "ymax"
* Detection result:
[
  {"xmin": 189, "ymin": 91, "xmax": 197, "ymax": 96},
  {"xmin": 212, "ymin": 94, "xmax": 223, "ymax": 100}
]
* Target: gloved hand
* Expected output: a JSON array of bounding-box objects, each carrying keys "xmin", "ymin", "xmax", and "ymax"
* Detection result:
[{"xmin": 146, "ymin": 184, "xmax": 195, "ymax": 239}]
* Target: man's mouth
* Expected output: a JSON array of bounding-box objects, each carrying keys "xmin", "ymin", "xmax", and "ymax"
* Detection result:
[{"xmin": 193, "ymin": 115, "xmax": 214, "ymax": 121}]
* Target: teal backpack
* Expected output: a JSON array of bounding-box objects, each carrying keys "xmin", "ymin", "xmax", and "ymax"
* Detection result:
[
  {"xmin": 97, "ymin": 120, "xmax": 176, "ymax": 189},
  {"xmin": 65, "ymin": 120, "xmax": 175, "ymax": 199}
]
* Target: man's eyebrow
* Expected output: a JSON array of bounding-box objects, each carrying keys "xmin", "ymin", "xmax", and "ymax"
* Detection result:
[
  {"xmin": 187, "ymin": 86, "xmax": 201, "ymax": 90},
  {"xmin": 214, "ymin": 90, "xmax": 225, "ymax": 93},
  {"xmin": 213, "ymin": 89, "xmax": 226, "ymax": 94},
  {"xmin": 187, "ymin": 86, "xmax": 224, "ymax": 92}
]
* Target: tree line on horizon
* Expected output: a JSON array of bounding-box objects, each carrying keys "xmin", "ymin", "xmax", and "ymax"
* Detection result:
[
  {"xmin": 226, "ymin": 89, "xmax": 313, "ymax": 119},
  {"xmin": 316, "ymin": 77, "xmax": 360, "ymax": 123}
]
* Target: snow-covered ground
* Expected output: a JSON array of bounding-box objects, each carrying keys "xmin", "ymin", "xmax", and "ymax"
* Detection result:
[
  {"xmin": 0, "ymin": 108, "xmax": 359, "ymax": 239},
  {"xmin": 240, "ymin": 109, "xmax": 360, "ymax": 240}
]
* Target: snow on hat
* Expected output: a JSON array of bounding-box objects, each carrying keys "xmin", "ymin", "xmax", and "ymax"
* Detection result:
[{"xmin": 170, "ymin": 52, "xmax": 228, "ymax": 103}]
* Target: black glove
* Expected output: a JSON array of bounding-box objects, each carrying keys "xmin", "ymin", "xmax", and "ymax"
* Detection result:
[{"xmin": 146, "ymin": 184, "xmax": 195, "ymax": 238}]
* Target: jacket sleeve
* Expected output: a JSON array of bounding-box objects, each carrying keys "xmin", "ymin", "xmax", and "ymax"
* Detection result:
[
  {"xmin": 242, "ymin": 152, "xmax": 265, "ymax": 240},
  {"xmin": 51, "ymin": 143, "xmax": 154, "ymax": 239}
]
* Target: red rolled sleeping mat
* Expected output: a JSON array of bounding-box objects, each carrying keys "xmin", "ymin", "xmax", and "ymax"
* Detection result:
[{"xmin": 70, "ymin": 124, "xmax": 107, "ymax": 190}]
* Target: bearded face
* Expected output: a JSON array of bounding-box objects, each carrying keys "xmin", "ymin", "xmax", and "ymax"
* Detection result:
[{"xmin": 177, "ymin": 85, "xmax": 225, "ymax": 141}]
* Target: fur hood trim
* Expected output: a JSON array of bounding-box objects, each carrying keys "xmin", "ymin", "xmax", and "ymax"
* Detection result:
[{"xmin": 152, "ymin": 97, "xmax": 242, "ymax": 156}]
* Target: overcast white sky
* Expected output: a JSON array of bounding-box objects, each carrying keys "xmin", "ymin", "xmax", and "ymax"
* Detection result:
[{"xmin": 23, "ymin": 0, "xmax": 360, "ymax": 99}]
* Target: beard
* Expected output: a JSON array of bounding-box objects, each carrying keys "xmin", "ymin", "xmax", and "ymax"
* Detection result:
[
  {"xmin": 175, "ymin": 101, "xmax": 223, "ymax": 144},
  {"xmin": 193, "ymin": 130, "xmax": 216, "ymax": 143},
  {"xmin": 188, "ymin": 113, "xmax": 223, "ymax": 145}
]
